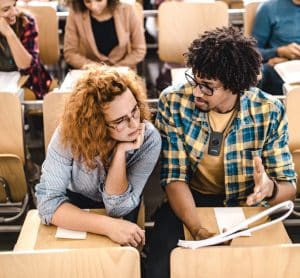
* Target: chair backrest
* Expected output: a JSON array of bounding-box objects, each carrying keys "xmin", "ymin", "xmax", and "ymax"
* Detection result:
[
  {"xmin": 158, "ymin": 2, "xmax": 228, "ymax": 65},
  {"xmin": 0, "ymin": 93, "xmax": 27, "ymax": 203},
  {"xmin": 171, "ymin": 244, "xmax": 300, "ymax": 278},
  {"xmin": 0, "ymin": 93, "xmax": 25, "ymax": 164},
  {"xmin": 43, "ymin": 92, "xmax": 71, "ymax": 152},
  {"xmin": 286, "ymin": 87, "xmax": 300, "ymax": 152},
  {"xmin": 0, "ymin": 247, "xmax": 140, "ymax": 278},
  {"xmin": 243, "ymin": 1, "xmax": 262, "ymax": 36},
  {"xmin": 18, "ymin": 5, "xmax": 60, "ymax": 65},
  {"xmin": 286, "ymin": 86, "xmax": 300, "ymax": 195}
]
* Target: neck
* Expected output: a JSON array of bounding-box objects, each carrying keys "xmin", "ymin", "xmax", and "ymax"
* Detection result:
[
  {"xmin": 91, "ymin": 7, "xmax": 112, "ymax": 21},
  {"xmin": 214, "ymin": 94, "xmax": 239, "ymax": 114}
]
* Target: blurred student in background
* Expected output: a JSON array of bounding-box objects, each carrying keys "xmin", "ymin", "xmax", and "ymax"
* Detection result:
[
  {"xmin": 0, "ymin": 0, "xmax": 52, "ymax": 99},
  {"xmin": 252, "ymin": 0, "xmax": 300, "ymax": 95},
  {"xmin": 64, "ymin": 0, "xmax": 146, "ymax": 70},
  {"xmin": 36, "ymin": 65, "xmax": 161, "ymax": 247}
]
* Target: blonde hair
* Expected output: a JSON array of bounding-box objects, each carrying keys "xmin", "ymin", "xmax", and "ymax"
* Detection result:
[{"xmin": 60, "ymin": 65, "xmax": 150, "ymax": 169}]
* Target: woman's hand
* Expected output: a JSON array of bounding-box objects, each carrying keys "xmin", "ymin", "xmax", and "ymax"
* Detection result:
[
  {"xmin": 0, "ymin": 17, "xmax": 13, "ymax": 37},
  {"xmin": 106, "ymin": 218, "xmax": 145, "ymax": 247},
  {"xmin": 117, "ymin": 123, "xmax": 145, "ymax": 153}
]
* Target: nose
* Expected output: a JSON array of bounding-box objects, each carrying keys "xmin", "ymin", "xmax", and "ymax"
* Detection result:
[
  {"xmin": 128, "ymin": 116, "xmax": 139, "ymax": 128},
  {"xmin": 193, "ymin": 86, "xmax": 204, "ymax": 97}
]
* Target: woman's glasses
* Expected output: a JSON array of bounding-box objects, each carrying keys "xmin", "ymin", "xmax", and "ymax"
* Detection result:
[{"xmin": 106, "ymin": 104, "xmax": 140, "ymax": 132}]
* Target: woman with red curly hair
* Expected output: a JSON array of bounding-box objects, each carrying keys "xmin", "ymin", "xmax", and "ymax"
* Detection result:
[{"xmin": 36, "ymin": 66, "xmax": 161, "ymax": 247}]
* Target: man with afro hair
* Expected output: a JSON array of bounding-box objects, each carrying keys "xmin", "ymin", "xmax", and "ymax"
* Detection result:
[{"xmin": 146, "ymin": 26, "xmax": 296, "ymax": 278}]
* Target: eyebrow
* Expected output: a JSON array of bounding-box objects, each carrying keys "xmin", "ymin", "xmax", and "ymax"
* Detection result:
[{"xmin": 110, "ymin": 103, "xmax": 138, "ymax": 123}]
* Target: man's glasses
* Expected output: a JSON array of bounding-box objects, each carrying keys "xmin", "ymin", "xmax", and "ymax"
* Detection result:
[
  {"xmin": 106, "ymin": 104, "xmax": 140, "ymax": 132},
  {"xmin": 185, "ymin": 71, "xmax": 215, "ymax": 96}
]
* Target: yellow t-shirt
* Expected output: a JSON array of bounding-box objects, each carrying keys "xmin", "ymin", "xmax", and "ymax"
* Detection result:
[{"xmin": 190, "ymin": 109, "xmax": 236, "ymax": 194}]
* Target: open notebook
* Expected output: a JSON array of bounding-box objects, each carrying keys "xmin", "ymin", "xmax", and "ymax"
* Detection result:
[
  {"xmin": 274, "ymin": 60, "xmax": 300, "ymax": 85},
  {"xmin": 178, "ymin": 200, "xmax": 294, "ymax": 249}
]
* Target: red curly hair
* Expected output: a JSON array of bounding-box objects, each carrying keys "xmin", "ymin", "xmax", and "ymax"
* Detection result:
[{"xmin": 60, "ymin": 65, "xmax": 150, "ymax": 169}]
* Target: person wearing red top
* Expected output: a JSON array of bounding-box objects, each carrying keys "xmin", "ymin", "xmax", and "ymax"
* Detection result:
[{"xmin": 0, "ymin": 0, "xmax": 52, "ymax": 99}]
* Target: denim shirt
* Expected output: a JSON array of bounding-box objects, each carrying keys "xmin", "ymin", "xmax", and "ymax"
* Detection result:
[{"xmin": 35, "ymin": 121, "xmax": 161, "ymax": 224}]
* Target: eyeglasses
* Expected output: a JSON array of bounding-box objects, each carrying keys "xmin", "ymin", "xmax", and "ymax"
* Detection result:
[
  {"xmin": 106, "ymin": 104, "xmax": 140, "ymax": 132},
  {"xmin": 185, "ymin": 71, "xmax": 216, "ymax": 96}
]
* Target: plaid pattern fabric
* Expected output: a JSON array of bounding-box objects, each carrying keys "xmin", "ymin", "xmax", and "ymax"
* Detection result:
[
  {"xmin": 19, "ymin": 13, "xmax": 52, "ymax": 99},
  {"xmin": 155, "ymin": 83, "xmax": 296, "ymax": 206}
]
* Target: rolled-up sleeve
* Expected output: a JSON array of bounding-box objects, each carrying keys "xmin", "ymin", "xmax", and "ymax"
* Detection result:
[
  {"xmin": 100, "ymin": 122, "xmax": 161, "ymax": 217},
  {"xmin": 155, "ymin": 90, "xmax": 190, "ymax": 188},
  {"xmin": 35, "ymin": 129, "xmax": 73, "ymax": 224}
]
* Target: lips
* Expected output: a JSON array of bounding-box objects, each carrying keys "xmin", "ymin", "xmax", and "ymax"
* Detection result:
[{"xmin": 128, "ymin": 129, "xmax": 139, "ymax": 137}]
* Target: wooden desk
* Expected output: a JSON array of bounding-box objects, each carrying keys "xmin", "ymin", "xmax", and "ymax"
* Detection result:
[
  {"xmin": 14, "ymin": 209, "xmax": 119, "ymax": 251},
  {"xmin": 183, "ymin": 207, "xmax": 291, "ymax": 245}
]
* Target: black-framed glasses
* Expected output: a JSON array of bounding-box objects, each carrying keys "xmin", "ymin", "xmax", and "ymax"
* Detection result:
[
  {"xmin": 106, "ymin": 104, "xmax": 140, "ymax": 132},
  {"xmin": 185, "ymin": 71, "xmax": 215, "ymax": 96}
]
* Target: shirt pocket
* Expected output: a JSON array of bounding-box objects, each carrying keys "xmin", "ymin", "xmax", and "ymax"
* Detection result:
[{"xmin": 240, "ymin": 149, "xmax": 262, "ymax": 178}]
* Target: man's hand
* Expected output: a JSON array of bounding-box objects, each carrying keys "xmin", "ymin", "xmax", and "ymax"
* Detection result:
[
  {"xmin": 277, "ymin": 43, "xmax": 300, "ymax": 60},
  {"xmin": 267, "ymin": 57, "xmax": 288, "ymax": 66},
  {"xmin": 246, "ymin": 156, "xmax": 274, "ymax": 206},
  {"xmin": 192, "ymin": 226, "xmax": 215, "ymax": 240}
]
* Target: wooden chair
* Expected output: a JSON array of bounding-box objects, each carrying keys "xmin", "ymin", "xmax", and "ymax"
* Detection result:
[
  {"xmin": 0, "ymin": 247, "xmax": 140, "ymax": 278},
  {"xmin": 158, "ymin": 2, "xmax": 228, "ymax": 65},
  {"xmin": 43, "ymin": 92, "xmax": 145, "ymax": 228},
  {"xmin": 286, "ymin": 86, "xmax": 300, "ymax": 197},
  {"xmin": 0, "ymin": 93, "xmax": 29, "ymax": 232},
  {"xmin": 171, "ymin": 244, "xmax": 300, "ymax": 278},
  {"xmin": 243, "ymin": 1, "xmax": 262, "ymax": 36},
  {"xmin": 18, "ymin": 5, "xmax": 60, "ymax": 66}
]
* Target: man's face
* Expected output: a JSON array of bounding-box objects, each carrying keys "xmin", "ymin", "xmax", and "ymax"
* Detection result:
[{"xmin": 189, "ymin": 74, "xmax": 238, "ymax": 113}]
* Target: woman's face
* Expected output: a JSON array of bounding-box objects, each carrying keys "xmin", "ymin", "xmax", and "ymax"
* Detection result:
[
  {"xmin": 104, "ymin": 89, "xmax": 142, "ymax": 142},
  {"xmin": 0, "ymin": 0, "xmax": 17, "ymax": 25},
  {"xmin": 83, "ymin": 0, "xmax": 108, "ymax": 17}
]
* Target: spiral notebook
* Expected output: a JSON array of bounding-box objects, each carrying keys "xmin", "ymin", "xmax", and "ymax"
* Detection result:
[{"xmin": 178, "ymin": 200, "xmax": 294, "ymax": 249}]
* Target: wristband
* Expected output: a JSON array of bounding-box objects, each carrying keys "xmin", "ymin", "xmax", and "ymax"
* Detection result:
[{"xmin": 265, "ymin": 179, "xmax": 279, "ymax": 202}]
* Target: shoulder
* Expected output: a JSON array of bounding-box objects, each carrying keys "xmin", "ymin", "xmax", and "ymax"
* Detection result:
[
  {"xmin": 115, "ymin": 3, "xmax": 137, "ymax": 17},
  {"xmin": 159, "ymin": 83, "xmax": 194, "ymax": 111},
  {"xmin": 144, "ymin": 121, "xmax": 162, "ymax": 146},
  {"xmin": 18, "ymin": 12, "xmax": 36, "ymax": 28},
  {"xmin": 242, "ymin": 87, "xmax": 285, "ymax": 116},
  {"xmin": 47, "ymin": 127, "xmax": 73, "ymax": 158}
]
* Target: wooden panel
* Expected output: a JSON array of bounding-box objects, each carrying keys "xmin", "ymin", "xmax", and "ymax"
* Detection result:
[
  {"xmin": 1, "ymin": 247, "xmax": 140, "ymax": 278},
  {"xmin": 0, "ymin": 93, "xmax": 24, "ymax": 164},
  {"xmin": 158, "ymin": 2, "xmax": 228, "ymax": 64},
  {"xmin": 0, "ymin": 155, "xmax": 27, "ymax": 202},
  {"xmin": 171, "ymin": 244, "xmax": 300, "ymax": 278},
  {"xmin": 243, "ymin": 1, "xmax": 261, "ymax": 36},
  {"xmin": 43, "ymin": 92, "xmax": 71, "ymax": 152}
]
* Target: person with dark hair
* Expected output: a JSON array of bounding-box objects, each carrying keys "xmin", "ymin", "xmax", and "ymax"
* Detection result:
[
  {"xmin": 146, "ymin": 26, "xmax": 296, "ymax": 278},
  {"xmin": 0, "ymin": 0, "xmax": 52, "ymax": 99},
  {"xmin": 252, "ymin": 0, "xmax": 300, "ymax": 95},
  {"xmin": 35, "ymin": 65, "xmax": 161, "ymax": 247},
  {"xmin": 64, "ymin": 0, "xmax": 146, "ymax": 69}
]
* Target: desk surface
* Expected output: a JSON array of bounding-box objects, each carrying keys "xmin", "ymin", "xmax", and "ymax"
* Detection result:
[
  {"xmin": 14, "ymin": 210, "xmax": 119, "ymax": 251},
  {"xmin": 183, "ymin": 207, "xmax": 291, "ymax": 245}
]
